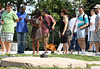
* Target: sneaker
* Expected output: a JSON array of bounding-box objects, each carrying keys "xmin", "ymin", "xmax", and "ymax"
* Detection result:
[
  {"xmin": 81, "ymin": 52, "xmax": 86, "ymax": 55},
  {"xmin": 95, "ymin": 52, "xmax": 100, "ymax": 56},
  {"xmin": 44, "ymin": 51, "xmax": 48, "ymax": 53},
  {"xmin": 2, "ymin": 52, "xmax": 5, "ymax": 55}
]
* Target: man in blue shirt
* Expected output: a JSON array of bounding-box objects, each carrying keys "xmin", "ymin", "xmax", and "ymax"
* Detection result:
[
  {"xmin": 73, "ymin": 6, "xmax": 89, "ymax": 55},
  {"xmin": 16, "ymin": 5, "xmax": 29, "ymax": 54}
]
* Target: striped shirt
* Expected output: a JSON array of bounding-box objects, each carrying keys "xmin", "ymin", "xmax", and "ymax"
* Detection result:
[{"xmin": 77, "ymin": 12, "xmax": 89, "ymax": 27}]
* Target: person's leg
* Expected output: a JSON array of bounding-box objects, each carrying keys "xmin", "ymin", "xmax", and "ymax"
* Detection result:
[
  {"xmin": 95, "ymin": 42, "xmax": 99, "ymax": 52},
  {"xmin": 4, "ymin": 41, "xmax": 11, "ymax": 54},
  {"xmin": 5, "ymin": 33, "xmax": 14, "ymax": 54},
  {"xmin": 42, "ymin": 33, "xmax": 49, "ymax": 52},
  {"xmin": 17, "ymin": 33, "xmax": 22, "ymax": 53},
  {"xmin": 43, "ymin": 42, "xmax": 48, "ymax": 51},
  {"xmin": 63, "ymin": 43, "xmax": 66, "ymax": 54},
  {"xmin": 36, "ymin": 39, "xmax": 40, "ymax": 53},
  {"xmin": 0, "ymin": 38, "xmax": 5, "ymax": 53},
  {"xmin": 80, "ymin": 38, "xmax": 86, "ymax": 50},
  {"xmin": 66, "ymin": 43, "xmax": 69, "ymax": 54},
  {"xmin": 88, "ymin": 42, "xmax": 93, "ymax": 51},
  {"xmin": 32, "ymin": 38, "xmax": 35, "ymax": 54},
  {"xmin": 21, "ymin": 32, "xmax": 27, "ymax": 53}
]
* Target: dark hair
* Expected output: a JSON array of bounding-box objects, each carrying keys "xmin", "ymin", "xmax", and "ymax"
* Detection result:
[
  {"xmin": 34, "ymin": 9, "xmax": 41, "ymax": 16},
  {"xmin": 79, "ymin": 6, "xmax": 84, "ymax": 10},
  {"xmin": 7, "ymin": 3, "xmax": 12, "ymax": 8},
  {"xmin": 73, "ymin": 14, "xmax": 76, "ymax": 17},
  {"xmin": 21, "ymin": 5, "xmax": 26, "ymax": 9},
  {"xmin": 43, "ymin": 8, "xmax": 48, "ymax": 14},
  {"xmin": 91, "ymin": 9, "xmax": 95, "ymax": 12},
  {"xmin": 61, "ymin": 9, "xmax": 67, "ymax": 15}
]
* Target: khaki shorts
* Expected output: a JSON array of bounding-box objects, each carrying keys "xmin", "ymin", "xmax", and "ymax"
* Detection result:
[{"xmin": 41, "ymin": 33, "xmax": 50, "ymax": 43}]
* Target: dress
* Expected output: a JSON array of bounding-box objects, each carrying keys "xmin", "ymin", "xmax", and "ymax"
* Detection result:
[
  {"xmin": 60, "ymin": 18, "xmax": 68, "ymax": 43},
  {"xmin": 30, "ymin": 17, "xmax": 41, "ymax": 39}
]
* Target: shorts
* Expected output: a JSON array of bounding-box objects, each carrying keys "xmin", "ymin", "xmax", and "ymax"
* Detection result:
[
  {"xmin": 1, "ymin": 32, "xmax": 14, "ymax": 42},
  {"xmin": 0, "ymin": 25, "xmax": 2, "ymax": 38},
  {"xmin": 93, "ymin": 27, "xmax": 100, "ymax": 42},
  {"xmin": 89, "ymin": 31, "xmax": 95, "ymax": 42},
  {"xmin": 41, "ymin": 33, "xmax": 50, "ymax": 43},
  {"xmin": 68, "ymin": 35, "xmax": 72, "ymax": 41},
  {"xmin": 77, "ymin": 28, "xmax": 85, "ymax": 39}
]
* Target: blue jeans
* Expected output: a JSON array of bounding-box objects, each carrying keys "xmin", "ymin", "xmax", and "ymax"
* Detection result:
[
  {"xmin": 17, "ymin": 32, "xmax": 27, "ymax": 53},
  {"xmin": 70, "ymin": 33, "xmax": 80, "ymax": 51}
]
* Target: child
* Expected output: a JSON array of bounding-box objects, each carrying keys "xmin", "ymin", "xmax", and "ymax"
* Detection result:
[{"xmin": 1, "ymin": 4, "xmax": 19, "ymax": 54}]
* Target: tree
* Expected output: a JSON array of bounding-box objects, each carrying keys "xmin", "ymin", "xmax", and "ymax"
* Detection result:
[{"xmin": 0, "ymin": 0, "xmax": 35, "ymax": 12}]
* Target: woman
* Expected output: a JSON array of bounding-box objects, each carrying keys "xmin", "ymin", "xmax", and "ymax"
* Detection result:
[
  {"xmin": 30, "ymin": 9, "xmax": 42, "ymax": 54},
  {"xmin": 59, "ymin": 9, "xmax": 69, "ymax": 54}
]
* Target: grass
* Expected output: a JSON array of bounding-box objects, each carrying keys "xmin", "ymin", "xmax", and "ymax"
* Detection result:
[
  {"xmin": 1, "ymin": 53, "xmax": 100, "ymax": 61},
  {"xmin": 0, "ymin": 64, "xmax": 100, "ymax": 69}
]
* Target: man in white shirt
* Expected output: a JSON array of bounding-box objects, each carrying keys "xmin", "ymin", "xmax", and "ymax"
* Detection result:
[
  {"xmin": 69, "ymin": 14, "xmax": 80, "ymax": 54},
  {"xmin": 88, "ymin": 9, "xmax": 97, "ymax": 52}
]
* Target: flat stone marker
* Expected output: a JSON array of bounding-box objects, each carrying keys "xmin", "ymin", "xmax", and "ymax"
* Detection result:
[{"xmin": 1, "ymin": 57, "xmax": 87, "ymax": 68}]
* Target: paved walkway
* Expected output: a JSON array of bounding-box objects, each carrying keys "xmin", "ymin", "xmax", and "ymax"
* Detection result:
[{"xmin": 0, "ymin": 51, "xmax": 99, "ymax": 56}]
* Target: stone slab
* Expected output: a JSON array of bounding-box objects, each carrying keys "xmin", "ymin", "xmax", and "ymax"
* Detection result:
[{"xmin": 1, "ymin": 57, "xmax": 87, "ymax": 68}]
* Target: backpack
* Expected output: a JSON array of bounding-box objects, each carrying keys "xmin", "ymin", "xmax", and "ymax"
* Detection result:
[{"xmin": 78, "ymin": 14, "xmax": 90, "ymax": 28}]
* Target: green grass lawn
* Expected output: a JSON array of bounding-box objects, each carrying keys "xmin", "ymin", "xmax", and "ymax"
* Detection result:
[
  {"xmin": 0, "ymin": 64, "xmax": 100, "ymax": 69},
  {"xmin": 2, "ymin": 53, "xmax": 100, "ymax": 61}
]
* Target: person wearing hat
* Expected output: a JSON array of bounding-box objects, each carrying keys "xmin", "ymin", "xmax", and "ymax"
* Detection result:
[
  {"xmin": 94, "ymin": 4, "xmax": 100, "ymax": 55},
  {"xmin": 30, "ymin": 9, "xmax": 42, "ymax": 54},
  {"xmin": 16, "ymin": 5, "xmax": 29, "ymax": 54}
]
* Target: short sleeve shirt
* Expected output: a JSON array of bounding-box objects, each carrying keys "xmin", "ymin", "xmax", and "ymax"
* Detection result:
[
  {"xmin": 1, "ymin": 11, "xmax": 18, "ymax": 33},
  {"xmin": 41, "ymin": 15, "xmax": 55, "ymax": 33},
  {"xmin": 95, "ymin": 12, "xmax": 100, "ymax": 28},
  {"xmin": 89, "ymin": 14, "xmax": 97, "ymax": 31},
  {"xmin": 16, "ymin": 12, "xmax": 29, "ymax": 33},
  {"xmin": 77, "ymin": 13, "xmax": 89, "ymax": 27}
]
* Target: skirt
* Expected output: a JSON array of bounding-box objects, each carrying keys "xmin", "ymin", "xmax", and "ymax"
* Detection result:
[
  {"xmin": 61, "ymin": 35, "xmax": 68, "ymax": 43},
  {"xmin": 31, "ymin": 26, "xmax": 41, "ymax": 39}
]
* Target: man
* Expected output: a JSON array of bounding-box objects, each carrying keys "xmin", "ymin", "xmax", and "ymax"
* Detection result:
[
  {"xmin": 16, "ymin": 5, "xmax": 29, "ymax": 54},
  {"xmin": 73, "ymin": 6, "xmax": 89, "ymax": 55},
  {"xmin": 88, "ymin": 9, "xmax": 96, "ymax": 52},
  {"xmin": 0, "ymin": 2, "xmax": 5, "ymax": 55},
  {"xmin": 69, "ymin": 14, "xmax": 80, "ymax": 54},
  {"xmin": 94, "ymin": 4, "xmax": 100, "ymax": 55},
  {"xmin": 41, "ymin": 8, "xmax": 56, "ymax": 53},
  {"xmin": 1, "ymin": 4, "xmax": 19, "ymax": 54}
]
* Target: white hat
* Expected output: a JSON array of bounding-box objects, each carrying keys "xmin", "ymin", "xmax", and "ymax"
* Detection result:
[{"xmin": 94, "ymin": 4, "xmax": 100, "ymax": 8}]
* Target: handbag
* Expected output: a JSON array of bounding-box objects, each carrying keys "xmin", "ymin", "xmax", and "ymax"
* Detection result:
[{"xmin": 64, "ymin": 28, "xmax": 71, "ymax": 36}]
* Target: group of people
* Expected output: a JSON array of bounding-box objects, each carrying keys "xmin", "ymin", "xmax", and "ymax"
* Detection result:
[
  {"xmin": 67, "ymin": 4, "xmax": 100, "ymax": 55},
  {"xmin": 0, "ymin": 2, "xmax": 100, "ymax": 55}
]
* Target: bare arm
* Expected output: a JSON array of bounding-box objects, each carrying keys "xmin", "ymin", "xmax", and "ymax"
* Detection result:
[
  {"xmin": 80, "ymin": 23, "xmax": 89, "ymax": 29},
  {"xmin": 90, "ymin": 22, "xmax": 93, "ymax": 26},
  {"xmin": 96, "ymin": 19, "xmax": 100, "ymax": 29},
  {"xmin": 15, "ymin": 19, "xmax": 19, "ymax": 23}
]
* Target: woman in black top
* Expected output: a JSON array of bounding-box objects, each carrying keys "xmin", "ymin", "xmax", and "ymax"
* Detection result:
[{"xmin": 59, "ymin": 9, "xmax": 69, "ymax": 54}]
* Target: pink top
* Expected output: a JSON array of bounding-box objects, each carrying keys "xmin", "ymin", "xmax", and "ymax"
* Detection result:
[{"xmin": 41, "ymin": 15, "xmax": 55, "ymax": 33}]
